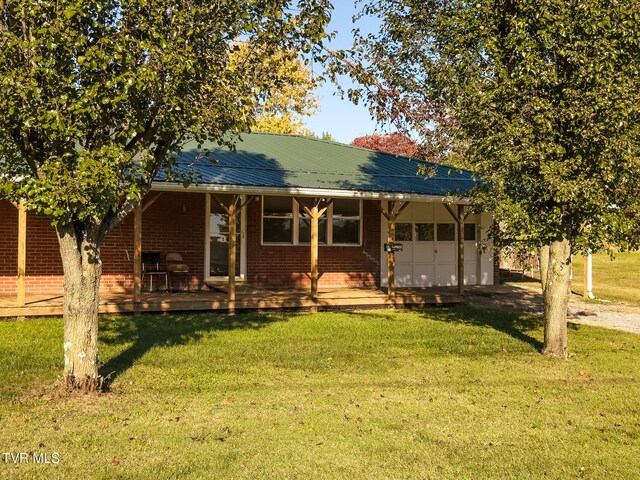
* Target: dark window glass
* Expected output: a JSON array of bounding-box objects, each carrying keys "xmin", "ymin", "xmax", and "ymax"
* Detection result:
[
  {"xmin": 263, "ymin": 196, "xmax": 294, "ymax": 243},
  {"xmin": 263, "ymin": 196, "xmax": 293, "ymax": 217},
  {"xmin": 332, "ymin": 219, "xmax": 360, "ymax": 244},
  {"xmin": 464, "ymin": 223, "xmax": 476, "ymax": 241},
  {"xmin": 211, "ymin": 194, "xmax": 236, "ymax": 213},
  {"xmin": 416, "ymin": 223, "xmax": 434, "ymax": 241},
  {"xmin": 299, "ymin": 217, "xmax": 327, "ymax": 244},
  {"xmin": 263, "ymin": 218, "xmax": 292, "ymax": 243},
  {"xmin": 395, "ymin": 223, "xmax": 413, "ymax": 241},
  {"xmin": 437, "ymin": 223, "xmax": 456, "ymax": 241},
  {"xmin": 332, "ymin": 199, "xmax": 360, "ymax": 244},
  {"xmin": 332, "ymin": 199, "xmax": 359, "ymax": 216}
]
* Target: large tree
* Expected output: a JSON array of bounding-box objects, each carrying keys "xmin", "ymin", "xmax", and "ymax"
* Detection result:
[
  {"xmin": 351, "ymin": 133, "xmax": 419, "ymax": 158},
  {"xmin": 234, "ymin": 43, "xmax": 319, "ymax": 135},
  {"xmin": 336, "ymin": 0, "xmax": 640, "ymax": 357},
  {"xmin": 0, "ymin": 0, "xmax": 331, "ymax": 390}
]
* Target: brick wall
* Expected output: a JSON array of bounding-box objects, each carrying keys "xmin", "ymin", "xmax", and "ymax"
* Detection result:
[
  {"xmin": 0, "ymin": 201, "xmax": 18, "ymax": 293},
  {"xmin": 0, "ymin": 192, "xmax": 206, "ymax": 295},
  {"xmin": 246, "ymin": 198, "xmax": 381, "ymax": 287},
  {"xmin": 0, "ymin": 200, "xmax": 64, "ymax": 294},
  {"xmin": 0, "ymin": 194, "xmax": 384, "ymax": 294}
]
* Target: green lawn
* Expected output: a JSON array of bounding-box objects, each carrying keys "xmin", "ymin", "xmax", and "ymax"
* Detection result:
[
  {"xmin": 1, "ymin": 309, "xmax": 639, "ymax": 479},
  {"xmin": 571, "ymin": 251, "xmax": 640, "ymax": 305}
]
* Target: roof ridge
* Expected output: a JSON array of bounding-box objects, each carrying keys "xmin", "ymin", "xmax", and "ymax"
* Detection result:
[{"xmin": 238, "ymin": 132, "xmax": 474, "ymax": 175}]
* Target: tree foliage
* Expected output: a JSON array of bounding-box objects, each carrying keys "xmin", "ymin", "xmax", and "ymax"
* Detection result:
[
  {"xmin": 336, "ymin": 0, "xmax": 640, "ymax": 357},
  {"xmin": 320, "ymin": 131, "xmax": 335, "ymax": 141},
  {"xmin": 351, "ymin": 133, "xmax": 419, "ymax": 158},
  {"xmin": 0, "ymin": 0, "xmax": 331, "ymax": 228},
  {"xmin": 233, "ymin": 43, "xmax": 319, "ymax": 135},
  {"xmin": 340, "ymin": 0, "xmax": 640, "ymax": 254},
  {"xmin": 0, "ymin": 0, "xmax": 331, "ymax": 388}
]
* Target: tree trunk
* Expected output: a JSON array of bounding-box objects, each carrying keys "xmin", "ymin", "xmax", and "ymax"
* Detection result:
[
  {"xmin": 542, "ymin": 238, "xmax": 571, "ymax": 359},
  {"xmin": 539, "ymin": 244, "xmax": 550, "ymax": 294},
  {"xmin": 56, "ymin": 225, "xmax": 104, "ymax": 392},
  {"xmin": 387, "ymin": 216, "xmax": 396, "ymax": 299}
]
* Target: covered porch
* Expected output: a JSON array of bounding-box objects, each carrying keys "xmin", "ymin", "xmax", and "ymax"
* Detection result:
[
  {"xmin": 0, "ymin": 285, "xmax": 466, "ymax": 318},
  {"xmin": 1, "ymin": 133, "xmax": 492, "ymax": 315}
]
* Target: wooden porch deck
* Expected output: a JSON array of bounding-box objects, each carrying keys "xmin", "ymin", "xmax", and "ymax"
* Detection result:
[{"xmin": 0, "ymin": 285, "xmax": 465, "ymax": 318}]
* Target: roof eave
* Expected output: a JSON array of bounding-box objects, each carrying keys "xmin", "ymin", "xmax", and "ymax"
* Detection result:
[{"xmin": 151, "ymin": 182, "xmax": 472, "ymax": 204}]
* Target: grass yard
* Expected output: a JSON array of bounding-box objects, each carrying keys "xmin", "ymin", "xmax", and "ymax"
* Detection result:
[
  {"xmin": 571, "ymin": 251, "xmax": 640, "ymax": 305},
  {"xmin": 1, "ymin": 308, "xmax": 639, "ymax": 479}
]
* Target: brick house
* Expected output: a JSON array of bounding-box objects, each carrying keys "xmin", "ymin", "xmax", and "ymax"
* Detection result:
[{"xmin": 0, "ymin": 133, "xmax": 496, "ymax": 298}]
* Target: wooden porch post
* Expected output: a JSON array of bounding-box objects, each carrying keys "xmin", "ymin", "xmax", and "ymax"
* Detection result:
[
  {"xmin": 310, "ymin": 201, "xmax": 319, "ymax": 302},
  {"xmin": 133, "ymin": 203, "xmax": 142, "ymax": 310},
  {"xmin": 227, "ymin": 195, "xmax": 238, "ymax": 315},
  {"xmin": 376, "ymin": 200, "xmax": 410, "ymax": 301},
  {"xmin": 445, "ymin": 203, "xmax": 467, "ymax": 295},
  {"xmin": 17, "ymin": 201, "xmax": 27, "ymax": 307},
  {"xmin": 295, "ymin": 197, "xmax": 332, "ymax": 310},
  {"xmin": 212, "ymin": 194, "xmax": 254, "ymax": 315},
  {"xmin": 457, "ymin": 204, "xmax": 465, "ymax": 295},
  {"xmin": 387, "ymin": 201, "xmax": 396, "ymax": 299}
]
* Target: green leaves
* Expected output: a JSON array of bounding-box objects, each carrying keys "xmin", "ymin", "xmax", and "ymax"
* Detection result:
[
  {"xmin": 0, "ymin": 0, "xmax": 332, "ymax": 233},
  {"xmin": 345, "ymin": 0, "xmax": 640, "ymax": 255}
]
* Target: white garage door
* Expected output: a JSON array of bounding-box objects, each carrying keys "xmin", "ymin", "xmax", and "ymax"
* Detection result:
[{"xmin": 380, "ymin": 203, "xmax": 480, "ymax": 287}]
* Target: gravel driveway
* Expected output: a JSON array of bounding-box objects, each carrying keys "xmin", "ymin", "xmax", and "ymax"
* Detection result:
[{"xmin": 465, "ymin": 283, "xmax": 640, "ymax": 334}]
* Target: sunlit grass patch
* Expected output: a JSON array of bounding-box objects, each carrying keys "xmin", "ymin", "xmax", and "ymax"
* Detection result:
[{"xmin": 1, "ymin": 308, "xmax": 638, "ymax": 479}]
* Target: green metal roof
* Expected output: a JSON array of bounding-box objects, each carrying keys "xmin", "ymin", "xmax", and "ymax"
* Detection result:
[{"xmin": 155, "ymin": 133, "xmax": 479, "ymax": 197}]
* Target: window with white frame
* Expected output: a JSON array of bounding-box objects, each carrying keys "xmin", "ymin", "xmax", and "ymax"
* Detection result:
[
  {"xmin": 331, "ymin": 199, "xmax": 360, "ymax": 245},
  {"xmin": 262, "ymin": 196, "xmax": 361, "ymax": 245},
  {"xmin": 262, "ymin": 196, "xmax": 294, "ymax": 243}
]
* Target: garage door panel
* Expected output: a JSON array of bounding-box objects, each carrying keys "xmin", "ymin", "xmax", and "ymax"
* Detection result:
[
  {"xmin": 395, "ymin": 264, "xmax": 413, "ymax": 287},
  {"xmin": 464, "ymin": 268, "xmax": 478, "ymax": 285},
  {"xmin": 436, "ymin": 243, "xmax": 456, "ymax": 263},
  {"xmin": 464, "ymin": 241, "xmax": 478, "ymax": 262},
  {"xmin": 414, "ymin": 243, "xmax": 435, "ymax": 262},
  {"xmin": 436, "ymin": 265, "xmax": 457, "ymax": 286},
  {"xmin": 381, "ymin": 209, "xmax": 484, "ymax": 288},
  {"xmin": 395, "ymin": 243, "xmax": 413, "ymax": 262},
  {"xmin": 413, "ymin": 264, "xmax": 435, "ymax": 286}
]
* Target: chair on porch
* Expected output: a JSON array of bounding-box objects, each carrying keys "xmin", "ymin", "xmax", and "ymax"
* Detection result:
[
  {"xmin": 166, "ymin": 253, "xmax": 190, "ymax": 291},
  {"xmin": 141, "ymin": 252, "xmax": 168, "ymax": 292}
]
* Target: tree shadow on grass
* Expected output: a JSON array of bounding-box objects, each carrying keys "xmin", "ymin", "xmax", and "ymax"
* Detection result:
[
  {"xmin": 99, "ymin": 311, "xmax": 286, "ymax": 384},
  {"xmin": 422, "ymin": 305, "xmax": 545, "ymax": 352}
]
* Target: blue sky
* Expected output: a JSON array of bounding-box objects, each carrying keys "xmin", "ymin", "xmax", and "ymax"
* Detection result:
[{"xmin": 302, "ymin": 2, "xmax": 385, "ymax": 144}]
